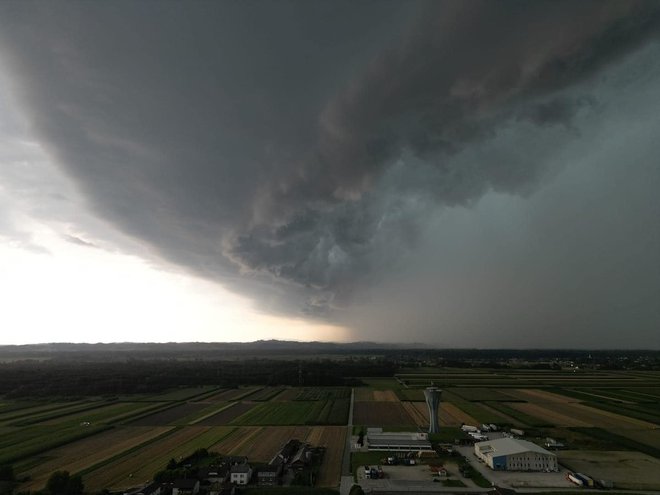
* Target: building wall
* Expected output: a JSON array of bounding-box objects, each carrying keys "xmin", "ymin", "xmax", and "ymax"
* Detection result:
[{"xmin": 505, "ymin": 451, "xmax": 557, "ymax": 471}]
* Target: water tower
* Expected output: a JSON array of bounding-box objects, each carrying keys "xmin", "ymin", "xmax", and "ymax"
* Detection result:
[{"xmin": 424, "ymin": 386, "xmax": 442, "ymax": 434}]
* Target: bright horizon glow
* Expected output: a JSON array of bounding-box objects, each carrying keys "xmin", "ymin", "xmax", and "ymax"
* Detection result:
[
  {"xmin": 0, "ymin": 89, "xmax": 350, "ymax": 345},
  {"xmin": 0, "ymin": 225, "xmax": 350, "ymax": 345}
]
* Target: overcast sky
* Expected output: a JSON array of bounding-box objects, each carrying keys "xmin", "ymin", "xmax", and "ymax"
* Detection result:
[{"xmin": 0, "ymin": 1, "xmax": 658, "ymax": 347}]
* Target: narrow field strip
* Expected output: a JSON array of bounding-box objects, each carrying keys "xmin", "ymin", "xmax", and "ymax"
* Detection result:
[{"xmin": 17, "ymin": 426, "xmax": 174, "ymax": 492}]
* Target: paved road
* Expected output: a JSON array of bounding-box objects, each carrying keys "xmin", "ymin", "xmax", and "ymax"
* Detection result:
[{"xmin": 340, "ymin": 388, "xmax": 355, "ymax": 495}]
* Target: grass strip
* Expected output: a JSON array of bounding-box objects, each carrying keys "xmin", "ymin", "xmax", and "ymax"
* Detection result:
[
  {"xmin": 10, "ymin": 401, "xmax": 114, "ymax": 426},
  {"xmin": 484, "ymin": 402, "xmax": 552, "ymax": 427},
  {"xmin": 74, "ymin": 426, "xmax": 180, "ymax": 478},
  {"xmin": 569, "ymin": 427, "xmax": 660, "ymax": 459},
  {"xmin": 0, "ymin": 424, "xmax": 112, "ymax": 465}
]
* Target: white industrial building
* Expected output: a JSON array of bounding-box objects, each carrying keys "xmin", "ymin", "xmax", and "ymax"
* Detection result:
[
  {"xmin": 474, "ymin": 438, "xmax": 558, "ymax": 471},
  {"xmin": 366, "ymin": 429, "xmax": 433, "ymax": 451}
]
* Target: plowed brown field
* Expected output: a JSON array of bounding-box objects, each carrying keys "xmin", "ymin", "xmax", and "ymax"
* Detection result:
[{"xmin": 353, "ymin": 402, "xmax": 415, "ymax": 426}]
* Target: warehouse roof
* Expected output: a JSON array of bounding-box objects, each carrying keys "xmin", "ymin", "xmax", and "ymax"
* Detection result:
[{"xmin": 475, "ymin": 438, "xmax": 554, "ymax": 457}]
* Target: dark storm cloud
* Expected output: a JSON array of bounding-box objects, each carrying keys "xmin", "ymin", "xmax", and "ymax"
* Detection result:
[{"xmin": 0, "ymin": 1, "xmax": 658, "ymax": 322}]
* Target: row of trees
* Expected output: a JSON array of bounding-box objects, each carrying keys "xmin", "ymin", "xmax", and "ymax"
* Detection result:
[{"xmin": 0, "ymin": 358, "xmax": 396, "ymax": 397}]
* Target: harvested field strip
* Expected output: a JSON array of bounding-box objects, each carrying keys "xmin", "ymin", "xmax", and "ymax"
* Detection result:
[
  {"xmin": 612, "ymin": 428, "xmax": 660, "ymax": 451},
  {"xmin": 16, "ymin": 426, "xmax": 173, "ymax": 491},
  {"xmin": 42, "ymin": 402, "xmax": 156, "ymax": 426},
  {"xmin": 8, "ymin": 401, "xmax": 109, "ymax": 426},
  {"xmin": 352, "ymin": 401, "xmax": 415, "ymax": 426},
  {"xmin": 440, "ymin": 402, "xmax": 478, "ymax": 426},
  {"xmin": 402, "ymin": 401, "xmax": 427, "ymax": 427},
  {"xmin": 294, "ymin": 387, "xmax": 351, "ymax": 401},
  {"xmin": 189, "ymin": 402, "xmax": 231, "ymax": 424},
  {"xmin": 501, "ymin": 388, "xmax": 579, "ymax": 403},
  {"xmin": 221, "ymin": 427, "xmax": 263, "ymax": 456},
  {"xmin": 359, "ymin": 378, "xmax": 401, "ymax": 390},
  {"xmin": 450, "ymin": 388, "xmax": 515, "ymax": 401},
  {"xmin": 395, "ymin": 389, "xmax": 425, "ymax": 402},
  {"xmin": 147, "ymin": 386, "xmax": 219, "ymax": 401},
  {"xmin": 567, "ymin": 402, "xmax": 657, "ymax": 429},
  {"xmin": 443, "ymin": 393, "xmax": 507, "ymax": 424},
  {"xmin": 559, "ymin": 450, "xmax": 660, "ymax": 490},
  {"xmin": 230, "ymin": 401, "xmax": 327, "ymax": 426},
  {"xmin": 0, "ymin": 402, "xmax": 74, "ymax": 422},
  {"xmin": 508, "ymin": 402, "xmax": 590, "ymax": 427},
  {"xmin": 581, "ymin": 401, "xmax": 660, "ymax": 425},
  {"xmin": 273, "ymin": 388, "xmax": 299, "ymax": 401},
  {"xmin": 309, "ymin": 426, "xmax": 346, "ymax": 487},
  {"xmin": 484, "ymin": 402, "xmax": 551, "ymax": 427},
  {"xmin": 250, "ymin": 387, "xmax": 286, "ymax": 401},
  {"xmin": 0, "ymin": 424, "xmax": 111, "ymax": 465},
  {"xmin": 209, "ymin": 426, "xmax": 277, "ymax": 457},
  {"xmin": 354, "ymin": 389, "xmax": 374, "ymax": 401},
  {"xmin": 316, "ymin": 399, "xmax": 349, "ymax": 425},
  {"xmin": 373, "ymin": 390, "xmax": 398, "ymax": 401},
  {"xmin": 211, "ymin": 387, "xmax": 262, "ymax": 401},
  {"xmin": 599, "ymin": 389, "xmax": 660, "ymax": 401},
  {"xmin": 570, "ymin": 427, "xmax": 660, "ymax": 459},
  {"xmin": 129, "ymin": 402, "xmax": 209, "ymax": 426},
  {"xmin": 116, "ymin": 401, "xmax": 183, "ymax": 425},
  {"xmin": 197, "ymin": 402, "xmax": 257, "ymax": 426},
  {"xmin": 219, "ymin": 426, "xmax": 305, "ymax": 461},
  {"xmin": 84, "ymin": 426, "xmax": 232, "ymax": 491}
]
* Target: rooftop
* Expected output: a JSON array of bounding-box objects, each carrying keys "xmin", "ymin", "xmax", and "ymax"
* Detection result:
[{"xmin": 475, "ymin": 437, "xmax": 555, "ymax": 457}]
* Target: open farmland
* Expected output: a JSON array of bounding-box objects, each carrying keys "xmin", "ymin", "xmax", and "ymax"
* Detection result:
[
  {"xmin": 230, "ymin": 401, "xmax": 326, "ymax": 425},
  {"xmin": 41, "ymin": 402, "xmax": 158, "ymax": 426},
  {"xmin": 128, "ymin": 402, "xmax": 209, "ymax": 426},
  {"xmin": 197, "ymin": 402, "xmax": 256, "ymax": 426},
  {"xmin": 307, "ymin": 426, "xmax": 346, "ymax": 487},
  {"xmin": 353, "ymin": 401, "xmax": 415, "ymax": 426},
  {"xmin": 0, "ymin": 424, "xmax": 111, "ymax": 465},
  {"xmin": 16, "ymin": 426, "xmax": 174, "ymax": 492},
  {"xmin": 560, "ymin": 450, "xmax": 660, "ymax": 490},
  {"xmin": 211, "ymin": 426, "xmax": 307, "ymax": 460},
  {"xmin": 83, "ymin": 426, "xmax": 233, "ymax": 491}
]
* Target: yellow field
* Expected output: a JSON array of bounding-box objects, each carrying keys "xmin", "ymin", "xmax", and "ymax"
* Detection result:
[
  {"xmin": 372, "ymin": 390, "xmax": 398, "ymax": 402},
  {"xmin": 441, "ymin": 402, "xmax": 478, "ymax": 426},
  {"xmin": 306, "ymin": 426, "xmax": 346, "ymax": 487}
]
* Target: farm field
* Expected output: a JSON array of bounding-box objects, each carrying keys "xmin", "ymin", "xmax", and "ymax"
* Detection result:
[
  {"xmin": 308, "ymin": 426, "xmax": 346, "ymax": 487},
  {"xmin": 197, "ymin": 402, "xmax": 257, "ymax": 426},
  {"xmin": 3, "ymin": 369, "xmax": 660, "ymax": 493},
  {"xmin": 128, "ymin": 402, "xmax": 210, "ymax": 426},
  {"xmin": 83, "ymin": 426, "xmax": 234, "ymax": 491},
  {"xmin": 352, "ymin": 401, "xmax": 415, "ymax": 426},
  {"xmin": 230, "ymin": 400, "xmax": 348, "ymax": 425},
  {"xmin": 559, "ymin": 450, "xmax": 660, "ymax": 490},
  {"xmin": 16, "ymin": 426, "xmax": 174, "ymax": 491}
]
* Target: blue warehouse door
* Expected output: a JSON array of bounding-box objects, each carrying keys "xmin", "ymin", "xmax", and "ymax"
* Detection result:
[{"xmin": 492, "ymin": 456, "xmax": 506, "ymax": 470}]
